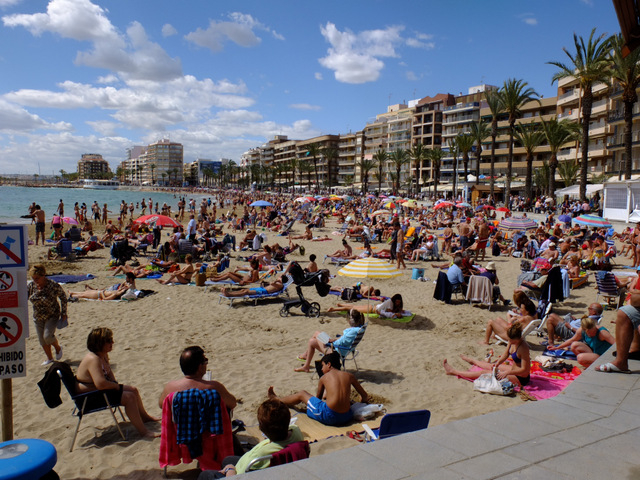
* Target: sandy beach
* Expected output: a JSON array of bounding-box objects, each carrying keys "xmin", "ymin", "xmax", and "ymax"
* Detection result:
[{"xmin": 10, "ymin": 214, "xmax": 617, "ymax": 479}]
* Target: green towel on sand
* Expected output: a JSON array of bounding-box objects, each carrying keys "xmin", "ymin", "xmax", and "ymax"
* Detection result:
[{"xmin": 338, "ymin": 311, "xmax": 415, "ymax": 323}]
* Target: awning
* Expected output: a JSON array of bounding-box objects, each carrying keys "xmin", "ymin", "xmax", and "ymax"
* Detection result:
[{"xmin": 555, "ymin": 184, "xmax": 603, "ymax": 197}]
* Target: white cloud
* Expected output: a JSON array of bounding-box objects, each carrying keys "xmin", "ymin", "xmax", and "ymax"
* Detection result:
[
  {"xmin": 290, "ymin": 103, "xmax": 322, "ymax": 111},
  {"xmin": 406, "ymin": 71, "xmax": 418, "ymax": 81},
  {"xmin": 86, "ymin": 120, "xmax": 119, "ymax": 136},
  {"xmin": 517, "ymin": 13, "xmax": 538, "ymax": 26},
  {"xmin": 315, "ymin": 72, "xmax": 323, "ymax": 80},
  {"xmin": 0, "ymin": 0, "xmax": 22, "ymax": 7},
  {"xmin": 3, "ymin": 0, "xmax": 183, "ymax": 81},
  {"xmin": 0, "ymin": 98, "xmax": 72, "ymax": 133},
  {"xmin": 318, "ymin": 22, "xmax": 404, "ymax": 84},
  {"xmin": 97, "ymin": 74, "xmax": 119, "ymax": 84},
  {"xmin": 523, "ymin": 17, "xmax": 537, "ymax": 26},
  {"xmin": 406, "ymin": 31, "xmax": 435, "ymax": 49},
  {"xmin": 162, "ymin": 23, "xmax": 177, "ymax": 37},
  {"xmin": 185, "ymin": 12, "xmax": 283, "ymax": 53}
]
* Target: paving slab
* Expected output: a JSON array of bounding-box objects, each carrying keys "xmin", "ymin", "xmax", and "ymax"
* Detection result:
[
  {"xmin": 294, "ymin": 446, "xmax": 405, "ymax": 480},
  {"xmin": 494, "ymin": 464, "xmax": 574, "ymax": 480},
  {"xmin": 425, "ymin": 421, "xmax": 516, "ymax": 457},
  {"xmin": 464, "ymin": 409, "xmax": 561, "ymax": 442},
  {"xmin": 445, "ymin": 451, "xmax": 530, "ymax": 480},
  {"xmin": 501, "ymin": 435, "xmax": 574, "ymax": 463},
  {"xmin": 509, "ymin": 398, "xmax": 602, "ymax": 428},
  {"xmin": 550, "ymin": 389, "xmax": 618, "ymax": 416},
  {"xmin": 591, "ymin": 409, "xmax": 640, "ymax": 433},
  {"xmin": 546, "ymin": 421, "xmax": 619, "ymax": 447}
]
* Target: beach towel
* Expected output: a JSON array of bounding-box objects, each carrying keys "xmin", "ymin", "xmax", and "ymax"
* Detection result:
[
  {"xmin": 46, "ymin": 274, "xmax": 95, "ymax": 284},
  {"xmin": 364, "ymin": 312, "xmax": 415, "ymax": 323}
]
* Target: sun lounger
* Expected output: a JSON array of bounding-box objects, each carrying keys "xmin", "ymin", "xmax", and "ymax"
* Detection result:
[{"xmin": 218, "ymin": 276, "xmax": 294, "ymax": 308}]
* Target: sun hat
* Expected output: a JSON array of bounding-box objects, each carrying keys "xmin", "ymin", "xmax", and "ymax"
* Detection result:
[{"xmin": 485, "ymin": 262, "xmax": 497, "ymax": 271}]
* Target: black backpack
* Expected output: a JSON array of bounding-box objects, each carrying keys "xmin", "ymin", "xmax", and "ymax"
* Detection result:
[{"xmin": 341, "ymin": 287, "xmax": 358, "ymax": 301}]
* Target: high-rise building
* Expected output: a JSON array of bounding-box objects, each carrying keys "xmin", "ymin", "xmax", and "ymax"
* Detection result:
[{"xmin": 77, "ymin": 153, "xmax": 111, "ymax": 180}]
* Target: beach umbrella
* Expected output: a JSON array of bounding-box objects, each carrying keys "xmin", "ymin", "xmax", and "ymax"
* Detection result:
[
  {"xmin": 338, "ymin": 257, "xmax": 403, "ymax": 280},
  {"xmin": 573, "ymin": 214, "xmax": 611, "ymax": 228},
  {"xmin": 482, "ymin": 205, "xmax": 496, "ymax": 210},
  {"xmin": 379, "ymin": 194, "xmax": 388, "ymax": 199},
  {"xmin": 456, "ymin": 202, "xmax": 471, "ymax": 208},
  {"xmin": 61, "ymin": 216, "xmax": 78, "ymax": 225},
  {"xmin": 402, "ymin": 200, "xmax": 418, "ymax": 208},
  {"xmin": 250, "ymin": 200, "xmax": 273, "ymax": 207},
  {"xmin": 433, "ymin": 201, "xmax": 454, "ymax": 210},
  {"xmin": 384, "ymin": 201, "xmax": 397, "ymax": 209},
  {"xmin": 496, "ymin": 207, "xmax": 510, "ymax": 212},
  {"xmin": 558, "ymin": 214, "xmax": 572, "ymax": 224},
  {"xmin": 295, "ymin": 197, "xmax": 311, "ymax": 203},
  {"xmin": 342, "ymin": 195, "xmax": 353, "ymax": 201},
  {"xmin": 135, "ymin": 214, "xmax": 181, "ymax": 228},
  {"xmin": 498, "ymin": 216, "xmax": 537, "ymax": 231},
  {"xmin": 372, "ymin": 209, "xmax": 391, "ymax": 216},
  {"xmin": 532, "ymin": 257, "xmax": 552, "ymax": 271},
  {"xmin": 316, "ymin": 197, "xmax": 330, "ymax": 202}
]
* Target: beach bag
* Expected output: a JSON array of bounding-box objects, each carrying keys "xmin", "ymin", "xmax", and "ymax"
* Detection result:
[
  {"xmin": 473, "ymin": 367, "xmax": 514, "ymax": 396},
  {"xmin": 492, "ymin": 241, "xmax": 501, "ymax": 257},
  {"xmin": 57, "ymin": 316, "xmax": 68, "ymax": 329},
  {"xmin": 341, "ymin": 287, "xmax": 358, "ymax": 301},
  {"xmin": 520, "ymin": 259, "xmax": 532, "ymax": 272},
  {"xmin": 351, "ymin": 402, "xmax": 385, "ymax": 421},
  {"xmin": 195, "ymin": 272, "xmax": 207, "ymax": 286}
]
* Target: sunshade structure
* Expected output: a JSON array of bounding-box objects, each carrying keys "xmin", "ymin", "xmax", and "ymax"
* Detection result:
[
  {"xmin": 295, "ymin": 196, "xmax": 313, "ymax": 203},
  {"xmin": 558, "ymin": 214, "xmax": 572, "ymax": 224},
  {"xmin": 134, "ymin": 214, "xmax": 181, "ymax": 228},
  {"xmin": 337, "ymin": 257, "xmax": 403, "ymax": 280},
  {"xmin": 61, "ymin": 216, "xmax": 78, "ymax": 225},
  {"xmin": 383, "ymin": 201, "xmax": 397, "ymax": 209},
  {"xmin": 402, "ymin": 200, "xmax": 418, "ymax": 208},
  {"xmin": 498, "ymin": 216, "xmax": 538, "ymax": 231},
  {"xmin": 372, "ymin": 209, "xmax": 391, "ymax": 216},
  {"xmin": 250, "ymin": 200, "xmax": 273, "ymax": 207},
  {"xmin": 573, "ymin": 214, "xmax": 612, "ymax": 229},
  {"xmin": 496, "ymin": 207, "xmax": 510, "ymax": 212},
  {"xmin": 433, "ymin": 201, "xmax": 454, "ymax": 210},
  {"xmin": 456, "ymin": 202, "xmax": 471, "ymax": 208}
]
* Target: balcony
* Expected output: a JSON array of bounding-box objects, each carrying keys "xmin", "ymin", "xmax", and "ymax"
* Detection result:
[
  {"xmin": 444, "ymin": 102, "xmax": 479, "ymax": 112},
  {"xmin": 558, "ymin": 110, "xmax": 578, "ymax": 121},
  {"xmin": 557, "ymin": 89, "xmax": 579, "ymax": 106},
  {"xmin": 443, "ymin": 114, "xmax": 479, "ymax": 125},
  {"xmin": 591, "ymin": 99, "xmax": 609, "ymax": 116}
]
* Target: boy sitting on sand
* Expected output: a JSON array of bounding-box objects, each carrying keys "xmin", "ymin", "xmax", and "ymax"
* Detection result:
[{"xmin": 268, "ymin": 352, "xmax": 369, "ymax": 426}]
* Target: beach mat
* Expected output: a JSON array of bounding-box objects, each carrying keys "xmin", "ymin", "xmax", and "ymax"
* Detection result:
[
  {"xmin": 47, "ymin": 273, "xmax": 95, "ymax": 284},
  {"xmin": 364, "ymin": 313, "xmax": 415, "ymax": 323}
]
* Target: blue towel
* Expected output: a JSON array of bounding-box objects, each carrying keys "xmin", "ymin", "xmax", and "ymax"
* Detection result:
[
  {"xmin": 47, "ymin": 274, "xmax": 95, "ymax": 284},
  {"xmin": 543, "ymin": 349, "xmax": 577, "ymax": 360}
]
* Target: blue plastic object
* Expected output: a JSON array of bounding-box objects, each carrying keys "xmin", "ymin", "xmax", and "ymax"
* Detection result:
[{"xmin": 0, "ymin": 438, "xmax": 57, "ymax": 480}]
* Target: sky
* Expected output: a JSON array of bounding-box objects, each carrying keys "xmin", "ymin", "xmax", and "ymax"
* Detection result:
[{"xmin": 0, "ymin": 0, "xmax": 622, "ymax": 175}]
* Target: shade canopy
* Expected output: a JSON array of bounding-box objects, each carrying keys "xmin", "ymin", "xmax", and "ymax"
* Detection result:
[
  {"xmin": 573, "ymin": 214, "xmax": 612, "ymax": 228},
  {"xmin": 134, "ymin": 214, "xmax": 181, "ymax": 228},
  {"xmin": 337, "ymin": 258, "xmax": 403, "ymax": 279},
  {"xmin": 498, "ymin": 216, "xmax": 538, "ymax": 231}
]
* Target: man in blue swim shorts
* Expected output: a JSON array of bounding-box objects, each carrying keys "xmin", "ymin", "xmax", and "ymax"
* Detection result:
[
  {"xmin": 268, "ymin": 352, "xmax": 369, "ymax": 427},
  {"xmin": 221, "ymin": 275, "xmax": 285, "ymax": 297}
]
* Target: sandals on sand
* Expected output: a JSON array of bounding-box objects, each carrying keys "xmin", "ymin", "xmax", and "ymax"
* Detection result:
[
  {"xmin": 518, "ymin": 390, "xmax": 538, "ymax": 402},
  {"xmin": 347, "ymin": 430, "xmax": 364, "ymax": 442},
  {"xmin": 595, "ymin": 362, "xmax": 631, "ymax": 374}
]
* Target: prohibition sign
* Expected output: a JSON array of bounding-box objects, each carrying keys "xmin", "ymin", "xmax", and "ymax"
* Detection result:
[
  {"xmin": 0, "ymin": 270, "xmax": 14, "ymax": 291},
  {"xmin": 0, "ymin": 312, "xmax": 22, "ymax": 347}
]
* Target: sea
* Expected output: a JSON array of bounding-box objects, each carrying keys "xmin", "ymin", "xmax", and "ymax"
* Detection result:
[{"xmin": 0, "ymin": 186, "xmax": 214, "ymax": 224}]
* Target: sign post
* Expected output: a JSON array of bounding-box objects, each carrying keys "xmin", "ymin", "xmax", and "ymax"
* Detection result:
[{"xmin": 0, "ymin": 225, "xmax": 29, "ymax": 441}]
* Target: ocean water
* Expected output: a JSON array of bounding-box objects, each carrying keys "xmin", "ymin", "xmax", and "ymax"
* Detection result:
[{"xmin": 0, "ymin": 186, "xmax": 212, "ymax": 224}]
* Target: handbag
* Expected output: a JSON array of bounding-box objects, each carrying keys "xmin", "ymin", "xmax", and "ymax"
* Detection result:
[
  {"xmin": 473, "ymin": 367, "xmax": 514, "ymax": 396},
  {"xmin": 57, "ymin": 316, "xmax": 68, "ymax": 329}
]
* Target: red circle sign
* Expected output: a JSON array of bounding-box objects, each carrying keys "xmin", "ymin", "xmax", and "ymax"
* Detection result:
[
  {"xmin": 0, "ymin": 312, "xmax": 22, "ymax": 347},
  {"xmin": 0, "ymin": 271, "xmax": 13, "ymax": 291}
]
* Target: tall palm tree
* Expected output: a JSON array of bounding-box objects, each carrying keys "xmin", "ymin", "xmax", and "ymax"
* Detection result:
[
  {"xmin": 373, "ymin": 149, "xmax": 388, "ymax": 194},
  {"xmin": 455, "ymin": 132, "xmax": 475, "ymax": 188},
  {"xmin": 429, "ymin": 147, "xmax": 445, "ymax": 200},
  {"xmin": 289, "ymin": 158, "xmax": 299, "ymax": 187},
  {"xmin": 484, "ymin": 88, "xmax": 503, "ymax": 200},
  {"xmin": 513, "ymin": 123, "xmax": 544, "ymax": 202},
  {"xmin": 469, "ymin": 120, "xmax": 490, "ymax": 185},
  {"xmin": 321, "ymin": 146, "xmax": 338, "ymax": 190},
  {"xmin": 390, "ymin": 148, "xmax": 409, "ymax": 193},
  {"xmin": 499, "ymin": 78, "xmax": 539, "ymax": 201},
  {"xmin": 161, "ymin": 172, "xmax": 167, "ymax": 185},
  {"xmin": 447, "ymin": 138, "xmax": 459, "ymax": 199},
  {"xmin": 357, "ymin": 158, "xmax": 376, "ymax": 194},
  {"xmin": 541, "ymin": 118, "xmax": 582, "ymax": 197},
  {"xmin": 300, "ymin": 162, "xmax": 314, "ymax": 189},
  {"xmin": 150, "ymin": 163, "xmax": 156, "ymax": 185},
  {"xmin": 533, "ymin": 161, "xmax": 550, "ymax": 195},
  {"xmin": 549, "ymin": 28, "xmax": 613, "ymax": 201},
  {"xmin": 557, "ymin": 159, "xmax": 581, "ymax": 188},
  {"xmin": 408, "ymin": 143, "xmax": 428, "ymax": 196},
  {"xmin": 306, "ymin": 143, "xmax": 322, "ymax": 186},
  {"xmin": 610, "ymin": 33, "xmax": 640, "ymax": 179}
]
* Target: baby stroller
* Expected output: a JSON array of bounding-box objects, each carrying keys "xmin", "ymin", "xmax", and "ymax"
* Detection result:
[
  {"xmin": 280, "ymin": 262, "xmax": 331, "ymax": 318},
  {"xmin": 110, "ymin": 239, "xmax": 137, "ymax": 266}
]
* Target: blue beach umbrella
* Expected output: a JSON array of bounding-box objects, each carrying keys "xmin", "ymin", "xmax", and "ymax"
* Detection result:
[{"xmin": 250, "ymin": 200, "xmax": 273, "ymax": 207}]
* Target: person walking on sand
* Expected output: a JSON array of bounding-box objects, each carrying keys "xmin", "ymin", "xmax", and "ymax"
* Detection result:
[{"xmin": 26, "ymin": 205, "xmax": 46, "ymax": 245}]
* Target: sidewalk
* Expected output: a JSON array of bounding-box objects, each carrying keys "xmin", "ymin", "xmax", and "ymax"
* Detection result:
[{"xmin": 248, "ymin": 350, "xmax": 640, "ymax": 479}]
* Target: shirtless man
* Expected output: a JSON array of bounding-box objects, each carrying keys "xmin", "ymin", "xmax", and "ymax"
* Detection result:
[
  {"xmin": 267, "ymin": 352, "xmax": 368, "ymax": 426},
  {"xmin": 27, "ymin": 205, "xmax": 46, "ymax": 245},
  {"xmin": 540, "ymin": 242, "xmax": 560, "ymax": 264},
  {"xmin": 159, "ymin": 345, "xmax": 237, "ymax": 410},
  {"xmin": 458, "ymin": 221, "xmax": 472, "ymax": 252},
  {"xmin": 221, "ymin": 275, "xmax": 285, "ymax": 297}
]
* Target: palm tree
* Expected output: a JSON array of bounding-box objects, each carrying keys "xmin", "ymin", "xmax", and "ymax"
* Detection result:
[
  {"xmin": 484, "ymin": 88, "xmax": 503, "ymax": 200},
  {"xmin": 150, "ymin": 163, "xmax": 156, "ymax": 185},
  {"xmin": 455, "ymin": 132, "xmax": 475, "ymax": 188},
  {"xmin": 306, "ymin": 143, "xmax": 322, "ymax": 186},
  {"xmin": 610, "ymin": 33, "xmax": 640, "ymax": 179},
  {"xmin": 448, "ymin": 138, "xmax": 459, "ymax": 199},
  {"xmin": 549, "ymin": 28, "xmax": 613, "ymax": 201},
  {"xmin": 499, "ymin": 78, "xmax": 539, "ymax": 201},
  {"xmin": 557, "ymin": 159, "xmax": 581, "ymax": 188},
  {"xmin": 408, "ymin": 143, "xmax": 428, "ymax": 196},
  {"xmin": 513, "ymin": 124, "xmax": 544, "ymax": 202},
  {"xmin": 357, "ymin": 158, "xmax": 376, "ymax": 194},
  {"xmin": 300, "ymin": 162, "xmax": 314, "ymax": 189},
  {"xmin": 289, "ymin": 158, "xmax": 299, "ymax": 187},
  {"xmin": 541, "ymin": 118, "xmax": 582, "ymax": 197},
  {"xmin": 533, "ymin": 161, "xmax": 550, "ymax": 195},
  {"xmin": 469, "ymin": 120, "xmax": 490, "ymax": 184},
  {"xmin": 390, "ymin": 148, "xmax": 409, "ymax": 193},
  {"xmin": 429, "ymin": 147, "xmax": 445, "ymax": 200},
  {"xmin": 321, "ymin": 146, "xmax": 338, "ymax": 190},
  {"xmin": 161, "ymin": 172, "xmax": 167, "ymax": 185},
  {"xmin": 373, "ymin": 149, "xmax": 388, "ymax": 194}
]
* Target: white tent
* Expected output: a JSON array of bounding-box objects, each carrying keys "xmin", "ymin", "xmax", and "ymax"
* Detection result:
[{"xmin": 555, "ymin": 184, "xmax": 603, "ymax": 197}]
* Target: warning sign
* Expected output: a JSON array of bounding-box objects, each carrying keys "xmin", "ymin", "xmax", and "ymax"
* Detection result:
[
  {"xmin": 0, "ymin": 271, "xmax": 13, "ymax": 290},
  {"xmin": 0, "ymin": 312, "xmax": 23, "ymax": 348},
  {"xmin": 0, "ymin": 226, "xmax": 26, "ymax": 268}
]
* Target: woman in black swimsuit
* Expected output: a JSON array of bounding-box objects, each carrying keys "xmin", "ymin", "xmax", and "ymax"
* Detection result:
[
  {"xmin": 443, "ymin": 323, "xmax": 531, "ymax": 387},
  {"xmin": 75, "ymin": 327, "xmax": 159, "ymax": 438}
]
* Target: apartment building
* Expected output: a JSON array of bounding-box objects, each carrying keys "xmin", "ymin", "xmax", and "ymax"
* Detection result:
[
  {"xmin": 337, "ymin": 131, "xmax": 364, "ymax": 188},
  {"xmin": 77, "ymin": 153, "xmax": 110, "ymax": 180},
  {"xmin": 296, "ymin": 135, "xmax": 340, "ymax": 188},
  {"xmin": 607, "ymin": 84, "xmax": 638, "ymax": 177}
]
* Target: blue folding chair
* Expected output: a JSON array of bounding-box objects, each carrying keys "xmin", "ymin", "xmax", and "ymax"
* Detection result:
[{"xmin": 362, "ymin": 409, "xmax": 431, "ymax": 441}]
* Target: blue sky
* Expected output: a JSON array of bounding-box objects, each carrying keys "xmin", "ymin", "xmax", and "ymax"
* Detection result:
[{"xmin": 0, "ymin": 0, "xmax": 621, "ymax": 175}]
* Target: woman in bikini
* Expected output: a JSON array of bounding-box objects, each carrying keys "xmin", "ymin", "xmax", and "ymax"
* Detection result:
[
  {"xmin": 157, "ymin": 254, "xmax": 196, "ymax": 285},
  {"xmin": 75, "ymin": 327, "xmax": 159, "ymax": 438},
  {"xmin": 327, "ymin": 293, "xmax": 409, "ymax": 319},
  {"xmin": 68, "ymin": 272, "xmax": 137, "ymax": 301},
  {"xmin": 209, "ymin": 258, "xmax": 260, "ymax": 285},
  {"xmin": 444, "ymin": 322, "xmax": 531, "ymax": 388}
]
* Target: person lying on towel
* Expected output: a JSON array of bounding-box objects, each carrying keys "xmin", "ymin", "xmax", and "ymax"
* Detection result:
[
  {"xmin": 220, "ymin": 274, "xmax": 285, "ymax": 297},
  {"xmin": 268, "ymin": 352, "xmax": 369, "ymax": 427}
]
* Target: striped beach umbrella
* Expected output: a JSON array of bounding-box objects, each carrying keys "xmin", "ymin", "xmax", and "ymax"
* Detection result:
[
  {"xmin": 384, "ymin": 201, "xmax": 397, "ymax": 209},
  {"xmin": 456, "ymin": 202, "xmax": 471, "ymax": 208},
  {"xmin": 372, "ymin": 209, "xmax": 390, "ymax": 216},
  {"xmin": 433, "ymin": 201, "xmax": 454, "ymax": 210},
  {"xmin": 498, "ymin": 216, "xmax": 538, "ymax": 231},
  {"xmin": 573, "ymin": 214, "xmax": 612, "ymax": 229},
  {"xmin": 338, "ymin": 257, "xmax": 403, "ymax": 279}
]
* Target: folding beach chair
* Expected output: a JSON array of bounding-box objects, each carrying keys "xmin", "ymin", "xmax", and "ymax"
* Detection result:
[
  {"xmin": 330, "ymin": 323, "xmax": 368, "ymax": 371},
  {"xmin": 246, "ymin": 441, "xmax": 310, "ymax": 471},
  {"xmin": 595, "ymin": 271, "xmax": 624, "ymax": 310},
  {"xmin": 466, "ymin": 275, "xmax": 493, "ymax": 310},
  {"xmin": 362, "ymin": 409, "xmax": 431, "ymax": 442}
]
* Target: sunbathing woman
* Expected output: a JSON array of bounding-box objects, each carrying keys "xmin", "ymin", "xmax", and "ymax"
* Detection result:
[
  {"xmin": 444, "ymin": 322, "xmax": 531, "ymax": 388},
  {"xmin": 221, "ymin": 275, "xmax": 285, "ymax": 298},
  {"xmin": 112, "ymin": 263, "xmax": 153, "ymax": 278},
  {"xmin": 289, "ymin": 225, "xmax": 312, "ymax": 240},
  {"xmin": 482, "ymin": 296, "xmax": 536, "ymax": 345},
  {"xmin": 209, "ymin": 258, "xmax": 260, "ymax": 285},
  {"xmin": 76, "ymin": 327, "xmax": 159, "ymax": 438},
  {"xmin": 327, "ymin": 293, "xmax": 410, "ymax": 319},
  {"xmin": 69, "ymin": 272, "xmax": 136, "ymax": 300},
  {"xmin": 157, "ymin": 254, "xmax": 196, "ymax": 285},
  {"xmin": 294, "ymin": 309, "xmax": 365, "ymax": 373}
]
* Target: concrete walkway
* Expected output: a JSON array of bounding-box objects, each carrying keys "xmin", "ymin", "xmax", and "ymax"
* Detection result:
[{"xmin": 247, "ymin": 350, "xmax": 640, "ymax": 479}]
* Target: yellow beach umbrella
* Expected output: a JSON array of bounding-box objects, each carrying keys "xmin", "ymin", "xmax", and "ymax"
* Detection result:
[
  {"xmin": 402, "ymin": 200, "xmax": 418, "ymax": 208},
  {"xmin": 337, "ymin": 257, "xmax": 403, "ymax": 279}
]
